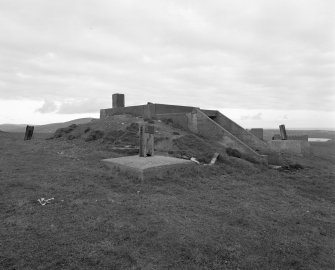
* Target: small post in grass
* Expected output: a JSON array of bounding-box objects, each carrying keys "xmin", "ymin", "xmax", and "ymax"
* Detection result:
[
  {"xmin": 24, "ymin": 125, "xmax": 34, "ymax": 140},
  {"xmin": 139, "ymin": 123, "xmax": 154, "ymax": 157},
  {"xmin": 279, "ymin": 124, "xmax": 287, "ymax": 140}
]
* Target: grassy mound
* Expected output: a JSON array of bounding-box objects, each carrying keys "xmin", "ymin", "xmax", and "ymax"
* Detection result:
[
  {"xmin": 171, "ymin": 134, "xmax": 225, "ymax": 163},
  {"xmin": 47, "ymin": 116, "xmax": 268, "ymax": 166}
]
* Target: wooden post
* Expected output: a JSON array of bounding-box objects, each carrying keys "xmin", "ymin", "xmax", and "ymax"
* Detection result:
[
  {"xmin": 24, "ymin": 125, "xmax": 34, "ymax": 140},
  {"xmin": 146, "ymin": 124, "xmax": 154, "ymax": 156},
  {"xmin": 139, "ymin": 125, "xmax": 146, "ymax": 157},
  {"xmin": 279, "ymin": 124, "xmax": 287, "ymax": 140},
  {"xmin": 139, "ymin": 123, "xmax": 154, "ymax": 157}
]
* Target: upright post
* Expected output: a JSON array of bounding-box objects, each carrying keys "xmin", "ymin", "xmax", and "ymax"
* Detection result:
[
  {"xmin": 139, "ymin": 123, "xmax": 154, "ymax": 157},
  {"xmin": 24, "ymin": 125, "xmax": 34, "ymax": 140},
  {"xmin": 139, "ymin": 124, "xmax": 146, "ymax": 157},
  {"xmin": 146, "ymin": 124, "xmax": 154, "ymax": 156},
  {"xmin": 279, "ymin": 124, "xmax": 287, "ymax": 140},
  {"xmin": 112, "ymin": 93, "xmax": 125, "ymax": 108}
]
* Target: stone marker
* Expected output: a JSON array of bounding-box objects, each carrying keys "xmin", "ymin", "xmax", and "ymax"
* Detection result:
[
  {"xmin": 112, "ymin": 93, "xmax": 125, "ymax": 108},
  {"xmin": 139, "ymin": 123, "xmax": 154, "ymax": 157},
  {"xmin": 279, "ymin": 124, "xmax": 287, "ymax": 140},
  {"xmin": 24, "ymin": 125, "xmax": 34, "ymax": 140}
]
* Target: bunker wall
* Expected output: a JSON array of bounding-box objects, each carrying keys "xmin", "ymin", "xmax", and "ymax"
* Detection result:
[
  {"xmin": 100, "ymin": 105, "xmax": 145, "ymax": 118},
  {"xmin": 268, "ymin": 140, "xmax": 311, "ymax": 156},
  {"xmin": 154, "ymin": 104, "xmax": 194, "ymax": 115},
  {"xmin": 214, "ymin": 112, "xmax": 269, "ymax": 152},
  {"xmin": 191, "ymin": 109, "xmax": 267, "ymax": 163}
]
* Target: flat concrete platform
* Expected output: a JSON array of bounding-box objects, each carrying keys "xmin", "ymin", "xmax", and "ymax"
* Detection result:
[{"xmin": 102, "ymin": 155, "xmax": 195, "ymax": 181}]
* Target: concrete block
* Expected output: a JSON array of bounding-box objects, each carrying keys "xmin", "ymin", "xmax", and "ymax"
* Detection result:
[
  {"xmin": 250, "ymin": 128, "xmax": 263, "ymax": 140},
  {"xmin": 112, "ymin": 93, "xmax": 125, "ymax": 108},
  {"xmin": 102, "ymin": 155, "xmax": 195, "ymax": 181},
  {"xmin": 287, "ymin": 135, "xmax": 308, "ymax": 141},
  {"xmin": 269, "ymin": 140, "xmax": 311, "ymax": 156}
]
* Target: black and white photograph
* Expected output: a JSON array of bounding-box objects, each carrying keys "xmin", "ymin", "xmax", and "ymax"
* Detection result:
[{"xmin": 0, "ymin": 0, "xmax": 334, "ymax": 269}]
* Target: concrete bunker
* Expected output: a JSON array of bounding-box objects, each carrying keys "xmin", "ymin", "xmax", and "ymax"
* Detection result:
[{"xmin": 100, "ymin": 93, "xmax": 271, "ymax": 164}]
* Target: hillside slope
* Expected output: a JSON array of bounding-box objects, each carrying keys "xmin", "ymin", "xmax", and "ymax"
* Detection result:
[
  {"xmin": 0, "ymin": 125, "xmax": 334, "ymax": 269},
  {"xmin": 0, "ymin": 118, "xmax": 96, "ymax": 133}
]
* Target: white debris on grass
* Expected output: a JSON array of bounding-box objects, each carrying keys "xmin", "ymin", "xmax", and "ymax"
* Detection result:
[
  {"xmin": 37, "ymin": 197, "xmax": 54, "ymax": 206},
  {"xmin": 190, "ymin": 157, "xmax": 200, "ymax": 164},
  {"xmin": 209, "ymin": 152, "xmax": 219, "ymax": 165}
]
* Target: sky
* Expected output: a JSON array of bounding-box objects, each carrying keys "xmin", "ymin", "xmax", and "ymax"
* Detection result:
[{"xmin": 0, "ymin": 0, "xmax": 334, "ymax": 129}]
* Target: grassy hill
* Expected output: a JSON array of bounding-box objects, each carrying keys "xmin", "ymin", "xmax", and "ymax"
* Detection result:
[
  {"xmin": 0, "ymin": 118, "xmax": 96, "ymax": 133},
  {"xmin": 0, "ymin": 117, "xmax": 334, "ymax": 269}
]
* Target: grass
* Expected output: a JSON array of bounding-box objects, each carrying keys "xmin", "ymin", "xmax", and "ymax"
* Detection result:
[{"xmin": 0, "ymin": 132, "xmax": 334, "ymax": 269}]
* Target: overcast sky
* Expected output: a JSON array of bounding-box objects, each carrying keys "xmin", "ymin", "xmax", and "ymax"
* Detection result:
[{"xmin": 0, "ymin": 0, "xmax": 334, "ymax": 128}]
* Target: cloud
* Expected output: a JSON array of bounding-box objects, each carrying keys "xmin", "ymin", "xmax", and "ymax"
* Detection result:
[
  {"xmin": 241, "ymin": 112, "xmax": 263, "ymax": 120},
  {"xmin": 0, "ymin": 0, "xmax": 334, "ymax": 117},
  {"xmin": 36, "ymin": 100, "xmax": 58, "ymax": 113},
  {"xmin": 57, "ymin": 98, "xmax": 112, "ymax": 114}
]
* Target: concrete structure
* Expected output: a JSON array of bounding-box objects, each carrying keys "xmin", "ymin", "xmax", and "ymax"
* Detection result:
[
  {"xmin": 101, "ymin": 99, "xmax": 269, "ymax": 163},
  {"xmin": 269, "ymin": 140, "xmax": 311, "ymax": 156},
  {"xmin": 272, "ymin": 134, "xmax": 308, "ymax": 141},
  {"xmin": 112, "ymin": 93, "xmax": 125, "ymax": 108},
  {"xmin": 287, "ymin": 135, "xmax": 308, "ymax": 141},
  {"xmin": 250, "ymin": 128, "xmax": 263, "ymax": 140},
  {"xmin": 102, "ymin": 155, "xmax": 195, "ymax": 181}
]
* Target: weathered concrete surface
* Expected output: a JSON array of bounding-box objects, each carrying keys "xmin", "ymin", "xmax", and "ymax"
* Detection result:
[
  {"xmin": 112, "ymin": 93, "xmax": 125, "ymax": 108},
  {"xmin": 211, "ymin": 111, "xmax": 269, "ymax": 153},
  {"xmin": 189, "ymin": 109, "xmax": 268, "ymax": 164},
  {"xmin": 100, "ymin": 99, "xmax": 271, "ymax": 163},
  {"xmin": 100, "ymin": 104, "xmax": 195, "ymax": 119},
  {"xmin": 268, "ymin": 140, "xmax": 311, "ymax": 156},
  {"xmin": 100, "ymin": 105, "xmax": 145, "ymax": 118},
  {"xmin": 102, "ymin": 155, "xmax": 195, "ymax": 181},
  {"xmin": 272, "ymin": 134, "xmax": 309, "ymax": 141},
  {"xmin": 287, "ymin": 135, "xmax": 309, "ymax": 141},
  {"xmin": 250, "ymin": 128, "xmax": 264, "ymax": 140},
  {"xmin": 201, "ymin": 109, "xmax": 217, "ymax": 118}
]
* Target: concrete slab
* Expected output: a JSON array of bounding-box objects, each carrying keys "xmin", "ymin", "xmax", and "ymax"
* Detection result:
[
  {"xmin": 268, "ymin": 140, "xmax": 311, "ymax": 156},
  {"xmin": 102, "ymin": 155, "xmax": 195, "ymax": 181}
]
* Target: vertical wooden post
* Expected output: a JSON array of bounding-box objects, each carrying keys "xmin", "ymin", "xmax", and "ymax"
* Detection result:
[
  {"xmin": 24, "ymin": 125, "xmax": 34, "ymax": 140},
  {"xmin": 139, "ymin": 123, "xmax": 154, "ymax": 157},
  {"xmin": 279, "ymin": 124, "xmax": 287, "ymax": 140},
  {"xmin": 139, "ymin": 125, "xmax": 146, "ymax": 157},
  {"xmin": 146, "ymin": 124, "xmax": 154, "ymax": 156}
]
